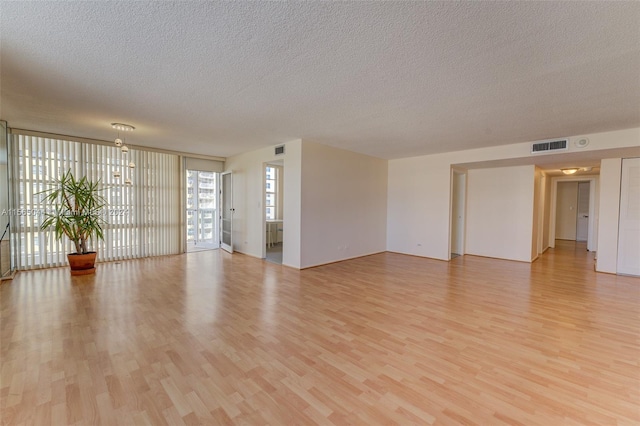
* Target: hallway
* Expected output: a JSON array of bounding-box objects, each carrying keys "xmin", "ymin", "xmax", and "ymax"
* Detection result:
[{"xmin": 534, "ymin": 239, "xmax": 595, "ymax": 273}]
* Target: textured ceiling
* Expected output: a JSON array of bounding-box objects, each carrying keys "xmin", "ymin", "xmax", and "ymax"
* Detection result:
[{"xmin": 1, "ymin": 2, "xmax": 639, "ymax": 159}]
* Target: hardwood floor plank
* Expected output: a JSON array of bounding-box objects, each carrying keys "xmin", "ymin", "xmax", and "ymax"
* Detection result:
[
  {"xmin": 1, "ymin": 240, "xmax": 638, "ymax": 424},
  {"xmin": 50, "ymin": 403, "xmax": 65, "ymax": 426}
]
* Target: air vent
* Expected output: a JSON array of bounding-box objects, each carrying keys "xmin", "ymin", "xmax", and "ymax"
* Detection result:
[
  {"xmin": 275, "ymin": 145, "xmax": 285, "ymax": 155},
  {"xmin": 531, "ymin": 139, "xmax": 568, "ymax": 154}
]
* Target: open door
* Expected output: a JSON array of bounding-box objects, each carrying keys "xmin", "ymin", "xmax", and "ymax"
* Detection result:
[{"xmin": 220, "ymin": 171, "xmax": 233, "ymax": 253}]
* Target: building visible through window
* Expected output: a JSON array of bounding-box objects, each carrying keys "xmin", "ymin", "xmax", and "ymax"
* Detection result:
[
  {"xmin": 266, "ymin": 166, "xmax": 277, "ymax": 220},
  {"xmin": 186, "ymin": 170, "xmax": 217, "ymax": 249}
]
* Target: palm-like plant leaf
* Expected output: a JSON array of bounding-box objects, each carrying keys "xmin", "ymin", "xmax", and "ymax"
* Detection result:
[{"xmin": 38, "ymin": 169, "xmax": 107, "ymax": 254}]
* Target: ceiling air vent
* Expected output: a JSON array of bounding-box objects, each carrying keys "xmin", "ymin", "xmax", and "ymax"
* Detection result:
[
  {"xmin": 275, "ymin": 145, "xmax": 285, "ymax": 155},
  {"xmin": 531, "ymin": 139, "xmax": 568, "ymax": 154}
]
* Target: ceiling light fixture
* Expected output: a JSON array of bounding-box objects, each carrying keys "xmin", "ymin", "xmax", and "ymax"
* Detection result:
[
  {"xmin": 561, "ymin": 168, "xmax": 579, "ymax": 175},
  {"xmin": 111, "ymin": 123, "xmax": 135, "ymax": 132},
  {"xmin": 111, "ymin": 123, "xmax": 136, "ymax": 184}
]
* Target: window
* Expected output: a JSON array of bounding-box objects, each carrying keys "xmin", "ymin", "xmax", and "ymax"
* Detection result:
[
  {"xmin": 265, "ymin": 166, "xmax": 278, "ymax": 220},
  {"xmin": 9, "ymin": 133, "xmax": 181, "ymax": 270}
]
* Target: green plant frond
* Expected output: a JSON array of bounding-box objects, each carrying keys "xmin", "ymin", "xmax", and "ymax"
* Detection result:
[{"xmin": 38, "ymin": 169, "xmax": 109, "ymax": 251}]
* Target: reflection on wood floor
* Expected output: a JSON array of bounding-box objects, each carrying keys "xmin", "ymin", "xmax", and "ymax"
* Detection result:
[
  {"xmin": 265, "ymin": 242, "xmax": 283, "ymax": 264},
  {"xmin": 186, "ymin": 241, "xmax": 219, "ymax": 253},
  {"xmin": 1, "ymin": 240, "xmax": 638, "ymax": 425}
]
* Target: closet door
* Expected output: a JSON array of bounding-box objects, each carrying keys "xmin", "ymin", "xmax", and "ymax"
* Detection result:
[{"xmin": 617, "ymin": 158, "xmax": 640, "ymax": 276}]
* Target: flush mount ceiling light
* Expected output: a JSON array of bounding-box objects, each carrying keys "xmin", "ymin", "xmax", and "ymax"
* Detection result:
[
  {"xmin": 111, "ymin": 123, "xmax": 135, "ymax": 132},
  {"xmin": 561, "ymin": 168, "xmax": 579, "ymax": 175},
  {"xmin": 111, "ymin": 123, "xmax": 136, "ymax": 184}
]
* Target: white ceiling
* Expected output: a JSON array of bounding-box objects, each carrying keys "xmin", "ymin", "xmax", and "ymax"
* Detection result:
[{"xmin": 1, "ymin": 2, "xmax": 639, "ymax": 159}]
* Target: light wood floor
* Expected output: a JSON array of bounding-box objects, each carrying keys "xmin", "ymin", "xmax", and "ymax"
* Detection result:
[{"xmin": 1, "ymin": 241, "xmax": 639, "ymax": 425}]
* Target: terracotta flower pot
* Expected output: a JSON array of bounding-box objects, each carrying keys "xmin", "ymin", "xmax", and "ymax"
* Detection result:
[{"xmin": 67, "ymin": 252, "xmax": 97, "ymax": 276}]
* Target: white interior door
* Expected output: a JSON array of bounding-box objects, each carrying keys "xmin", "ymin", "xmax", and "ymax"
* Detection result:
[
  {"xmin": 556, "ymin": 182, "xmax": 578, "ymax": 240},
  {"xmin": 220, "ymin": 171, "xmax": 233, "ymax": 253},
  {"xmin": 576, "ymin": 182, "xmax": 590, "ymax": 242},
  {"xmin": 617, "ymin": 158, "xmax": 640, "ymax": 276}
]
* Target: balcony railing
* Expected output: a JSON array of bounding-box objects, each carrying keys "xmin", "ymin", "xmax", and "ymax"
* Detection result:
[{"xmin": 186, "ymin": 209, "xmax": 217, "ymax": 244}]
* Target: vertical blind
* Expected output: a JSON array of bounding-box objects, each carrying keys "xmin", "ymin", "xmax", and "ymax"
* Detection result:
[{"xmin": 9, "ymin": 133, "xmax": 181, "ymax": 270}]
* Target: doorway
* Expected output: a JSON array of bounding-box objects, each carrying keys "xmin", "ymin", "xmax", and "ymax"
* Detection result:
[
  {"xmin": 555, "ymin": 181, "xmax": 590, "ymax": 243},
  {"xmin": 264, "ymin": 161, "xmax": 284, "ymax": 264},
  {"xmin": 576, "ymin": 182, "xmax": 590, "ymax": 242},
  {"xmin": 186, "ymin": 169, "xmax": 219, "ymax": 252},
  {"xmin": 220, "ymin": 171, "xmax": 233, "ymax": 253},
  {"xmin": 450, "ymin": 169, "xmax": 466, "ymax": 259},
  {"xmin": 548, "ymin": 175, "xmax": 598, "ymax": 263}
]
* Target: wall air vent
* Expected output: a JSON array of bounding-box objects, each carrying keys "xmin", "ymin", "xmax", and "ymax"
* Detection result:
[
  {"xmin": 275, "ymin": 145, "xmax": 285, "ymax": 155},
  {"xmin": 531, "ymin": 139, "xmax": 568, "ymax": 154}
]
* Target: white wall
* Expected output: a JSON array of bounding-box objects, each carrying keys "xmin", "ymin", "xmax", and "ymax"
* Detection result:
[
  {"xmin": 388, "ymin": 128, "xmax": 638, "ymax": 262},
  {"xmin": 542, "ymin": 174, "xmax": 552, "ymax": 251},
  {"xmin": 465, "ymin": 166, "xmax": 535, "ymax": 262},
  {"xmin": 300, "ymin": 141, "xmax": 387, "ymax": 268},
  {"xmin": 556, "ymin": 182, "xmax": 579, "ymax": 240},
  {"xmin": 387, "ymin": 156, "xmax": 452, "ymax": 259},
  {"xmin": 283, "ymin": 143, "xmax": 302, "ymax": 268},
  {"xmin": 224, "ymin": 140, "xmax": 302, "ymax": 268},
  {"xmin": 532, "ymin": 168, "xmax": 542, "ymax": 259},
  {"xmin": 596, "ymin": 158, "xmax": 622, "ymax": 273},
  {"xmin": 225, "ymin": 128, "xmax": 636, "ymax": 269},
  {"xmin": 225, "ymin": 139, "xmax": 386, "ymax": 269}
]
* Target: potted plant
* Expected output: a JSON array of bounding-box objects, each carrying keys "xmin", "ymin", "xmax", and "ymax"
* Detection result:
[{"xmin": 39, "ymin": 169, "xmax": 106, "ymax": 275}]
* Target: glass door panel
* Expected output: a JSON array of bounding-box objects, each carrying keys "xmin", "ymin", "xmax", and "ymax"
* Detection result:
[
  {"xmin": 220, "ymin": 171, "xmax": 233, "ymax": 253},
  {"xmin": 186, "ymin": 170, "xmax": 219, "ymax": 252}
]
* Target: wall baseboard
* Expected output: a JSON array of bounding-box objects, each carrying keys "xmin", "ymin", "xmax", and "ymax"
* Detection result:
[
  {"xmin": 300, "ymin": 251, "xmax": 386, "ymax": 270},
  {"xmin": 385, "ymin": 250, "xmax": 449, "ymax": 263},
  {"xmin": 0, "ymin": 269, "xmax": 17, "ymax": 282}
]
